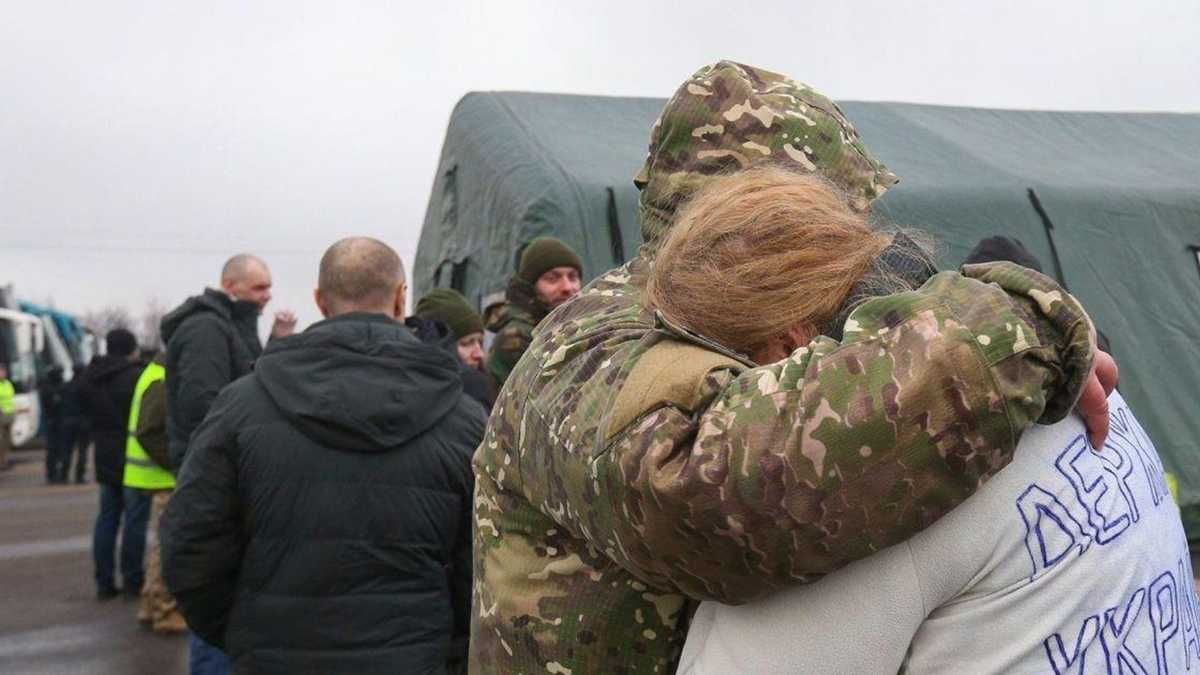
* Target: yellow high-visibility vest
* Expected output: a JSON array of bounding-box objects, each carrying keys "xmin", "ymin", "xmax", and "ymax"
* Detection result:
[
  {"xmin": 0, "ymin": 379, "xmax": 14, "ymax": 415},
  {"xmin": 122, "ymin": 361, "xmax": 173, "ymax": 490}
]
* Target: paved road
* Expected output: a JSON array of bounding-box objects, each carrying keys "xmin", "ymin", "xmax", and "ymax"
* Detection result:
[
  {"xmin": 0, "ymin": 448, "xmax": 187, "ymax": 674},
  {"xmin": 4, "ymin": 445, "xmax": 1200, "ymax": 674}
]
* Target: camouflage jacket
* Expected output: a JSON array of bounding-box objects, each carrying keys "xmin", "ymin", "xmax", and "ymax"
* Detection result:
[
  {"xmin": 471, "ymin": 257, "xmax": 1094, "ymax": 674},
  {"xmin": 486, "ymin": 275, "xmax": 549, "ymax": 386}
]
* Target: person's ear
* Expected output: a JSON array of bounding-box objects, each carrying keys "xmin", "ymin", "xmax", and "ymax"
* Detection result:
[
  {"xmin": 393, "ymin": 283, "xmax": 407, "ymax": 320},
  {"xmin": 784, "ymin": 324, "xmax": 816, "ymax": 352},
  {"xmin": 314, "ymin": 288, "xmax": 331, "ymax": 319}
]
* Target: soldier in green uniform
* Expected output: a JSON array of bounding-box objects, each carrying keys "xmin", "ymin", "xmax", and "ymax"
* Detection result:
[
  {"xmin": 486, "ymin": 236, "xmax": 582, "ymax": 386},
  {"xmin": 470, "ymin": 61, "xmax": 1111, "ymax": 674}
]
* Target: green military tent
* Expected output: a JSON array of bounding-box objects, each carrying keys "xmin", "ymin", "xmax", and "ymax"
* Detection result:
[{"xmin": 414, "ymin": 91, "xmax": 1200, "ymax": 537}]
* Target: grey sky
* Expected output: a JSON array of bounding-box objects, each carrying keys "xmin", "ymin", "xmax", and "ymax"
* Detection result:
[{"xmin": 2, "ymin": 0, "xmax": 1197, "ymax": 334}]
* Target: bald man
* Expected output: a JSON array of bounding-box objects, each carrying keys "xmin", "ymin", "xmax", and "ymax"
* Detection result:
[
  {"xmin": 162, "ymin": 237, "xmax": 486, "ymax": 675},
  {"xmin": 160, "ymin": 253, "xmax": 295, "ymax": 470}
]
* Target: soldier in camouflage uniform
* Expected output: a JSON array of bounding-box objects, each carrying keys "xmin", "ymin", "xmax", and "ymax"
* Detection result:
[
  {"xmin": 486, "ymin": 237, "xmax": 583, "ymax": 386},
  {"xmin": 471, "ymin": 61, "xmax": 1102, "ymax": 674}
]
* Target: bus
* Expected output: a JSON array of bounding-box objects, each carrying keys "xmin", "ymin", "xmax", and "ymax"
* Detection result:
[{"xmin": 0, "ymin": 309, "xmax": 45, "ymax": 447}]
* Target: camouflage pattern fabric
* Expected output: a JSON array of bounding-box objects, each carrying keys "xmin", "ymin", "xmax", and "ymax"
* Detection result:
[
  {"xmin": 470, "ymin": 60, "xmax": 1097, "ymax": 675},
  {"xmin": 486, "ymin": 275, "xmax": 550, "ymax": 387},
  {"xmin": 635, "ymin": 60, "xmax": 899, "ymax": 249},
  {"xmin": 140, "ymin": 489, "xmax": 185, "ymax": 633}
]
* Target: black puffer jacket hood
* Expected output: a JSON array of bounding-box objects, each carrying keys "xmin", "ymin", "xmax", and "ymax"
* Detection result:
[
  {"xmin": 160, "ymin": 287, "xmax": 259, "ymax": 346},
  {"xmin": 255, "ymin": 313, "xmax": 462, "ymax": 451}
]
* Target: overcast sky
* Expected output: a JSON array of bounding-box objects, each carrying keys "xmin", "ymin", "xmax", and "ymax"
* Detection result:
[{"xmin": 3, "ymin": 0, "xmax": 1198, "ymax": 336}]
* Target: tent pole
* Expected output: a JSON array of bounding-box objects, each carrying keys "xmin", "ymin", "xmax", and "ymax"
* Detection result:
[{"xmin": 1027, "ymin": 188, "xmax": 1069, "ymax": 291}]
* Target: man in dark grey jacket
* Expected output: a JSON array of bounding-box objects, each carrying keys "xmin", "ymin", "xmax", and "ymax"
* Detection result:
[
  {"xmin": 160, "ymin": 254, "xmax": 296, "ymax": 471},
  {"xmin": 163, "ymin": 237, "xmax": 485, "ymax": 675},
  {"xmin": 159, "ymin": 253, "xmax": 295, "ymax": 674}
]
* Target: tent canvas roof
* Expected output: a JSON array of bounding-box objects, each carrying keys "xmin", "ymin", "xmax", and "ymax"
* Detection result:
[{"xmin": 415, "ymin": 91, "xmax": 1200, "ymax": 537}]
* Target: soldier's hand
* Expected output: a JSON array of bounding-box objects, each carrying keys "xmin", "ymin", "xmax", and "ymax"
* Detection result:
[
  {"xmin": 271, "ymin": 310, "xmax": 298, "ymax": 339},
  {"xmin": 1078, "ymin": 348, "xmax": 1118, "ymax": 449}
]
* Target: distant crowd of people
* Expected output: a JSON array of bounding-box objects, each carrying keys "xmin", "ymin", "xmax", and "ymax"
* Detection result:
[{"xmin": 5, "ymin": 58, "xmax": 1191, "ymax": 675}]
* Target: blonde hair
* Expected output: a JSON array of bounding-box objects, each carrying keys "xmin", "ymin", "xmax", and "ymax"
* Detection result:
[{"xmin": 646, "ymin": 165, "xmax": 902, "ymax": 356}]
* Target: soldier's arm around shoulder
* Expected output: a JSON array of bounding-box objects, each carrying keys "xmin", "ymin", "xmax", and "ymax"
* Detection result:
[
  {"xmin": 589, "ymin": 262, "xmax": 1095, "ymax": 604},
  {"xmin": 160, "ymin": 385, "xmax": 244, "ymax": 649}
]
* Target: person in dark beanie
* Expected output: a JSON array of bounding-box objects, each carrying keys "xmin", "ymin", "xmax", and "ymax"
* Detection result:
[
  {"xmin": 407, "ymin": 314, "xmax": 495, "ymax": 413},
  {"xmin": 963, "ymin": 235, "xmax": 1045, "ymax": 272},
  {"xmin": 486, "ymin": 236, "xmax": 583, "ymax": 386},
  {"xmin": 78, "ymin": 328, "xmax": 148, "ymax": 600},
  {"xmin": 416, "ymin": 289, "xmax": 486, "ymax": 370},
  {"xmin": 415, "ymin": 288, "xmax": 495, "ymax": 409},
  {"xmin": 163, "ymin": 237, "xmax": 485, "ymax": 675}
]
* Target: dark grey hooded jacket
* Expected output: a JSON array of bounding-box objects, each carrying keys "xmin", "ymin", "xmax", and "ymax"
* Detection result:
[
  {"xmin": 160, "ymin": 288, "xmax": 263, "ymax": 469},
  {"xmin": 161, "ymin": 313, "xmax": 485, "ymax": 675}
]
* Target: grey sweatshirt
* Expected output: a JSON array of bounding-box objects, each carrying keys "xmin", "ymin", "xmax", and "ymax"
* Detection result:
[{"xmin": 680, "ymin": 392, "xmax": 1199, "ymax": 674}]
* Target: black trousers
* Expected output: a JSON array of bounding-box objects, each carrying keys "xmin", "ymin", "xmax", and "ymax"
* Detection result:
[{"xmin": 45, "ymin": 418, "xmax": 82, "ymax": 482}]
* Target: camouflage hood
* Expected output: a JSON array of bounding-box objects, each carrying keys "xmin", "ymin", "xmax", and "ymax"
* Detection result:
[{"xmin": 634, "ymin": 60, "xmax": 899, "ymax": 251}]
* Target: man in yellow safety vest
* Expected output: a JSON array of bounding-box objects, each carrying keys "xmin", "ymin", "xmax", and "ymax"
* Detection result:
[
  {"xmin": 122, "ymin": 355, "xmax": 186, "ymax": 634},
  {"xmin": 0, "ymin": 364, "xmax": 14, "ymax": 471}
]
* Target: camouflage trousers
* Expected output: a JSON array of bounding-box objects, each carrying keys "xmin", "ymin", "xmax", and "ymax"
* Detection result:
[{"xmin": 139, "ymin": 489, "xmax": 186, "ymax": 633}]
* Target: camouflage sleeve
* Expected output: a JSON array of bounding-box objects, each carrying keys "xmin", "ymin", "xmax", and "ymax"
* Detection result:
[
  {"xmin": 587, "ymin": 262, "xmax": 1094, "ymax": 603},
  {"xmin": 487, "ymin": 321, "xmax": 533, "ymax": 387}
]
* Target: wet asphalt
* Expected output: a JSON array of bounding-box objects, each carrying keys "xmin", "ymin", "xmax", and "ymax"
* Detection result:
[
  {"xmin": 0, "ymin": 448, "xmax": 187, "ymax": 674},
  {"xmin": 4, "ymin": 446, "xmax": 1200, "ymax": 674}
]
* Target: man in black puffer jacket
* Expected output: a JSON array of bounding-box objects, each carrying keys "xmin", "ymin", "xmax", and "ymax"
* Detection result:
[
  {"xmin": 162, "ymin": 237, "xmax": 485, "ymax": 675},
  {"xmin": 78, "ymin": 329, "xmax": 148, "ymax": 599}
]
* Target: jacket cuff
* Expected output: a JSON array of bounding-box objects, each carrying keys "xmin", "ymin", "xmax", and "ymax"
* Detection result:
[{"xmin": 961, "ymin": 261, "xmax": 1095, "ymax": 423}]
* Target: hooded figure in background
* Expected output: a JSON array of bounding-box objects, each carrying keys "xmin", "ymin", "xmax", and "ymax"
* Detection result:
[
  {"xmin": 485, "ymin": 236, "xmax": 582, "ymax": 386},
  {"xmin": 163, "ymin": 238, "xmax": 485, "ymax": 675},
  {"xmin": 469, "ymin": 60, "xmax": 1103, "ymax": 673},
  {"xmin": 79, "ymin": 328, "xmax": 149, "ymax": 600}
]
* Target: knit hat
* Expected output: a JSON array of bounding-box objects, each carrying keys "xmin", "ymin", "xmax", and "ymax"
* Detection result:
[
  {"xmin": 518, "ymin": 237, "xmax": 583, "ymax": 284},
  {"xmin": 415, "ymin": 289, "xmax": 484, "ymax": 339},
  {"xmin": 105, "ymin": 328, "xmax": 138, "ymax": 357},
  {"xmin": 963, "ymin": 236, "xmax": 1044, "ymax": 273}
]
